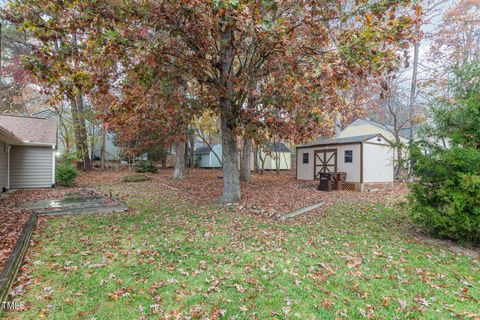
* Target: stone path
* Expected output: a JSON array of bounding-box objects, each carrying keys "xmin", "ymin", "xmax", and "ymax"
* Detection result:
[{"xmin": 18, "ymin": 188, "xmax": 127, "ymax": 216}]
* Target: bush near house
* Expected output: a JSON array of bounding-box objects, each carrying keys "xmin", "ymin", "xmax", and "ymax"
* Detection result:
[
  {"xmin": 56, "ymin": 162, "xmax": 79, "ymax": 187},
  {"xmin": 134, "ymin": 160, "xmax": 158, "ymax": 173},
  {"xmin": 409, "ymin": 62, "xmax": 480, "ymax": 244},
  {"xmin": 409, "ymin": 146, "xmax": 480, "ymax": 243}
]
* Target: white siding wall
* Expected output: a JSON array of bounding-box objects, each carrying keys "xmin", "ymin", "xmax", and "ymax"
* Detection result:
[
  {"xmin": 10, "ymin": 146, "xmax": 53, "ymax": 188},
  {"xmin": 296, "ymin": 144, "xmax": 361, "ymax": 182},
  {"xmin": 257, "ymin": 152, "xmax": 291, "ymax": 170},
  {"xmin": 0, "ymin": 141, "xmax": 6, "ymax": 190},
  {"xmin": 209, "ymin": 145, "xmax": 223, "ymax": 168},
  {"xmin": 197, "ymin": 153, "xmax": 210, "ymax": 167},
  {"xmin": 337, "ymin": 144, "xmax": 361, "ymax": 183},
  {"xmin": 296, "ymin": 148, "xmax": 315, "ymax": 180},
  {"xmin": 362, "ymin": 141, "xmax": 394, "ymax": 183}
]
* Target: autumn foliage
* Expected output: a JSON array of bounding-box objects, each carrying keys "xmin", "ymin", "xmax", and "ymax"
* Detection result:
[{"xmin": 4, "ymin": 0, "xmax": 420, "ymax": 201}]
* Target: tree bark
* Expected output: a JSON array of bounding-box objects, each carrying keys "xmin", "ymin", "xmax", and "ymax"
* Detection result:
[
  {"xmin": 188, "ymin": 129, "xmax": 195, "ymax": 167},
  {"xmin": 101, "ymin": 124, "xmax": 106, "ymax": 170},
  {"xmin": 173, "ymin": 140, "xmax": 186, "ymax": 179},
  {"xmin": 69, "ymin": 97, "xmax": 83, "ymax": 170},
  {"xmin": 70, "ymin": 33, "xmax": 91, "ymax": 170},
  {"xmin": 220, "ymin": 108, "xmax": 240, "ymax": 202},
  {"xmin": 240, "ymin": 138, "xmax": 252, "ymax": 182},
  {"xmin": 76, "ymin": 94, "xmax": 91, "ymax": 171},
  {"xmin": 160, "ymin": 151, "xmax": 167, "ymax": 168},
  {"xmin": 407, "ymin": 40, "xmax": 419, "ymax": 179},
  {"xmin": 334, "ymin": 112, "xmax": 342, "ymax": 137},
  {"xmin": 218, "ymin": 20, "xmax": 241, "ymax": 203},
  {"xmin": 258, "ymin": 147, "xmax": 266, "ymax": 175}
]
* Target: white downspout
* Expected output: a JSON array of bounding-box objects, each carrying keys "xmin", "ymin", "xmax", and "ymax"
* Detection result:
[
  {"xmin": 52, "ymin": 145, "xmax": 56, "ymax": 187},
  {"xmin": 6, "ymin": 144, "xmax": 10, "ymax": 190}
]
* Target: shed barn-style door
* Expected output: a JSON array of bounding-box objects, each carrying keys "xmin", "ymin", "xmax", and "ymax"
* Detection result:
[{"xmin": 314, "ymin": 149, "xmax": 337, "ymax": 178}]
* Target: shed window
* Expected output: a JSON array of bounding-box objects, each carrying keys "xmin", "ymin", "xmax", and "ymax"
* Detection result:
[
  {"xmin": 344, "ymin": 150, "xmax": 353, "ymax": 163},
  {"xmin": 302, "ymin": 153, "xmax": 309, "ymax": 164}
]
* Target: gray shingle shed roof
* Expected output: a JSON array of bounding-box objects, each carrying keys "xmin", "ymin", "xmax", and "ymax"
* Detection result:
[
  {"xmin": 195, "ymin": 144, "xmax": 218, "ymax": 155},
  {"xmin": 266, "ymin": 142, "xmax": 292, "ymax": 153},
  {"xmin": 298, "ymin": 134, "xmax": 385, "ymax": 149},
  {"xmin": 0, "ymin": 114, "xmax": 57, "ymax": 145}
]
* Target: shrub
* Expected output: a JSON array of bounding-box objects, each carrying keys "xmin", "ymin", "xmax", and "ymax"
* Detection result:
[
  {"xmin": 134, "ymin": 160, "xmax": 158, "ymax": 173},
  {"xmin": 56, "ymin": 163, "xmax": 79, "ymax": 187},
  {"xmin": 408, "ymin": 62, "xmax": 480, "ymax": 244},
  {"xmin": 409, "ymin": 147, "xmax": 480, "ymax": 244},
  {"xmin": 122, "ymin": 174, "xmax": 152, "ymax": 183}
]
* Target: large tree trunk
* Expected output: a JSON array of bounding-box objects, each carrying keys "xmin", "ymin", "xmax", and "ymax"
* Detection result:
[
  {"xmin": 69, "ymin": 97, "xmax": 83, "ymax": 170},
  {"xmin": 187, "ymin": 128, "xmax": 195, "ymax": 167},
  {"xmin": 218, "ymin": 21, "xmax": 241, "ymax": 203},
  {"xmin": 253, "ymin": 147, "xmax": 259, "ymax": 173},
  {"xmin": 240, "ymin": 138, "xmax": 252, "ymax": 182},
  {"xmin": 100, "ymin": 124, "xmax": 106, "ymax": 170},
  {"xmin": 70, "ymin": 33, "xmax": 91, "ymax": 171},
  {"xmin": 220, "ymin": 108, "xmax": 240, "ymax": 202},
  {"xmin": 407, "ymin": 40, "xmax": 419, "ymax": 179},
  {"xmin": 76, "ymin": 94, "xmax": 91, "ymax": 171},
  {"xmin": 173, "ymin": 140, "xmax": 186, "ymax": 179}
]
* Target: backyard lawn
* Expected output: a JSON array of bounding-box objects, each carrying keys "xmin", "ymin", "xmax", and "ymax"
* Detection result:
[{"xmin": 5, "ymin": 170, "xmax": 479, "ymax": 319}]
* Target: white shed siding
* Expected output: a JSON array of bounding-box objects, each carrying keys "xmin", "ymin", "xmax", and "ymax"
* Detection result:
[
  {"xmin": 336, "ymin": 144, "xmax": 361, "ymax": 183},
  {"xmin": 296, "ymin": 148, "xmax": 315, "ymax": 180},
  {"xmin": 10, "ymin": 146, "xmax": 53, "ymax": 188},
  {"xmin": 197, "ymin": 145, "xmax": 222, "ymax": 168},
  {"xmin": 362, "ymin": 143, "xmax": 394, "ymax": 183},
  {"xmin": 209, "ymin": 145, "xmax": 222, "ymax": 168},
  {"xmin": 267, "ymin": 152, "xmax": 291, "ymax": 170},
  {"xmin": 197, "ymin": 153, "xmax": 210, "ymax": 167},
  {"xmin": 0, "ymin": 141, "xmax": 6, "ymax": 190}
]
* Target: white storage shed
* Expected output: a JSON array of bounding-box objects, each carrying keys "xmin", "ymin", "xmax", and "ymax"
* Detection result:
[
  {"xmin": 195, "ymin": 144, "xmax": 223, "ymax": 168},
  {"xmin": 296, "ymin": 134, "xmax": 394, "ymax": 191}
]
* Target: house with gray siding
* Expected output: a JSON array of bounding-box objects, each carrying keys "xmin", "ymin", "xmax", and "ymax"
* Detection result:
[{"xmin": 0, "ymin": 115, "xmax": 57, "ymax": 190}]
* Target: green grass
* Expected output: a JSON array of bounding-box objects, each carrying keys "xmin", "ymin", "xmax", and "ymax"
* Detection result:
[{"xmin": 7, "ymin": 186, "xmax": 479, "ymax": 319}]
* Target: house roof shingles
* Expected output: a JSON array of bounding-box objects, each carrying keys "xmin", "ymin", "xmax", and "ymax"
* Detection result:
[
  {"xmin": 298, "ymin": 134, "xmax": 383, "ymax": 148},
  {"xmin": 0, "ymin": 114, "xmax": 57, "ymax": 145},
  {"xmin": 266, "ymin": 142, "xmax": 292, "ymax": 153}
]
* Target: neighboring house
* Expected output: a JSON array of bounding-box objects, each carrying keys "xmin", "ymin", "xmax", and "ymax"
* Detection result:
[
  {"xmin": 339, "ymin": 119, "xmax": 409, "ymax": 144},
  {"xmin": 195, "ymin": 144, "xmax": 223, "ymax": 168},
  {"xmin": 296, "ymin": 134, "xmax": 394, "ymax": 191},
  {"xmin": 256, "ymin": 142, "xmax": 292, "ymax": 170},
  {"xmin": 91, "ymin": 131, "xmax": 121, "ymax": 161},
  {"xmin": 0, "ymin": 114, "xmax": 57, "ymax": 190},
  {"xmin": 34, "ymin": 109, "xmax": 123, "ymax": 161},
  {"xmin": 194, "ymin": 142, "xmax": 292, "ymax": 170},
  {"xmin": 340, "ymin": 119, "xmax": 410, "ymax": 176}
]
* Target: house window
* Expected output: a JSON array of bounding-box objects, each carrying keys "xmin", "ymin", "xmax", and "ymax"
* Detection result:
[
  {"xmin": 344, "ymin": 150, "xmax": 353, "ymax": 163},
  {"xmin": 302, "ymin": 153, "xmax": 309, "ymax": 164}
]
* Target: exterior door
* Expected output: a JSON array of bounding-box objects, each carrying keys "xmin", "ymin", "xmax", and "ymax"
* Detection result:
[{"xmin": 314, "ymin": 149, "xmax": 337, "ymax": 178}]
